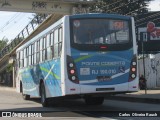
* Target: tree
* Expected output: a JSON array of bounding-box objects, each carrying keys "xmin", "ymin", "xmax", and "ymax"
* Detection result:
[
  {"xmin": 89, "ymin": 0, "xmax": 152, "ymax": 16},
  {"xmin": 30, "ymin": 13, "xmax": 48, "ymax": 24},
  {"xmin": 0, "ymin": 38, "xmax": 8, "ymax": 51}
]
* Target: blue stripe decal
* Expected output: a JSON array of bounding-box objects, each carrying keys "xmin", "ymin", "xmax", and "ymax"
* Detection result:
[{"xmin": 20, "ymin": 59, "xmax": 62, "ymax": 97}]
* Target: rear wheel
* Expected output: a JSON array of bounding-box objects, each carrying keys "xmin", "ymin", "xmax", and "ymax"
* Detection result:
[
  {"xmin": 84, "ymin": 96, "xmax": 104, "ymax": 105},
  {"xmin": 40, "ymin": 82, "xmax": 49, "ymax": 107}
]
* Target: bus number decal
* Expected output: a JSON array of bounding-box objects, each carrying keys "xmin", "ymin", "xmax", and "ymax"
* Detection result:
[
  {"xmin": 80, "ymin": 68, "xmax": 90, "ymax": 75},
  {"xmin": 113, "ymin": 21, "xmax": 124, "ymax": 30}
]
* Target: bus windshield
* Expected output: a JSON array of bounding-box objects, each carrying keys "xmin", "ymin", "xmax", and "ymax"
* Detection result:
[{"xmin": 71, "ymin": 19, "xmax": 130, "ymax": 45}]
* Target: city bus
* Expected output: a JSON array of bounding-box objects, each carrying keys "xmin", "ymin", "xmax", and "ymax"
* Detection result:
[{"xmin": 16, "ymin": 13, "xmax": 138, "ymax": 107}]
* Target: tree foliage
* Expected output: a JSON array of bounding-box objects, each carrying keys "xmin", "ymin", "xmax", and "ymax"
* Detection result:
[
  {"xmin": 30, "ymin": 13, "xmax": 48, "ymax": 24},
  {"xmin": 0, "ymin": 38, "xmax": 8, "ymax": 51},
  {"xmin": 90, "ymin": 0, "xmax": 152, "ymax": 16}
]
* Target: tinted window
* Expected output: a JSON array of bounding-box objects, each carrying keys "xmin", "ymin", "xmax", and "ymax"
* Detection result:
[{"xmin": 72, "ymin": 19, "xmax": 129, "ymax": 45}]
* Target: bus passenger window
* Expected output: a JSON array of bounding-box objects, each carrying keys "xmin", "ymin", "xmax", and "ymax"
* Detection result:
[
  {"xmin": 34, "ymin": 42, "xmax": 37, "ymax": 64},
  {"xmin": 54, "ymin": 30, "xmax": 58, "ymax": 44},
  {"xmin": 36, "ymin": 52, "xmax": 39, "ymax": 63},
  {"xmin": 40, "ymin": 38, "xmax": 43, "ymax": 51},
  {"xmin": 46, "ymin": 34, "xmax": 51, "ymax": 60},
  {"xmin": 54, "ymin": 44, "xmax": 58, "ymax": 58},
  {"xmin": 58, "ymin": 43, "xmax": 62, "ymax": 56},
  {"xmin": 20, "ymin": 50, "xmax": 24, "ymax": 68},
  {"xmin": 31, "ymin": 44, "xmax": 34, "ymax": 65},
  {"xmin": 24, "ymin": 48, "xmax": 27, "ymax": 67},
  {"xmin": 42, "ymin": 49, "xmax": 46, "ymax": 61},
  {"xmin": 26, "ymin": 47, "xmax": 29, "ymax": 66},
  {"xmin": 34, "ymin": 52, "xmax": 37, "ymax": 64},
  {"xmin": 17, "ymin": 52, "xmax": 20, "ymax": 68},
  {"xmin": 51, "ymin": 46, "xmax": 54, "ymax": 58},
  {"xmin": 18, "ymin": 51, "xmax": 21, "ymax": 68},
  {"xmin": 28, "ymin": 45, "xmax": 32, "ymax": 65},
  {"xmin": 36, "ymin": 40, "xmax": 40, "ymax": 63},
  {"xmin": 58, "ymin": 27, "xmax": 62, "ymax": 55},
  {"xmin": 43, "ymin": 37, "xmax": 46, "ymax": 49},
  {"xmin": 59, "ymin": 27, "xmax": 62, "ymax": 42},
  {"xmin": 40, "ymin": 51, "xmax": 43, "ymax": 63},
  {"xmin": 49, "ymin": 32, "xmax": 54, "ymax": 59},
  {"xmin": 50, "ymin": 32, "xmax": 54, "ymax": 46},
  {"xmin": 47, "ymin": 47, "xmax": 51, "ymax": 60},
  {"xmin": 54, "ymin": 29, "xmax": 59, "ymax": 58}
]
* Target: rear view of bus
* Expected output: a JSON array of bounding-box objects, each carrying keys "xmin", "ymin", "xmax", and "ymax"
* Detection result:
[{"xmin": 64, "ymin": 14, "xmax": 138, "ymax": 105}]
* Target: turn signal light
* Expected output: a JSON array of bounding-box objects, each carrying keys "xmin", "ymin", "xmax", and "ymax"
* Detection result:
[
  {"xmin": 129, "ymin": 55, "xmax": 137, "ymax": 82},
  {"xmin": 67, "ymin": 55, "xmax": 79, "ymax": 84}
]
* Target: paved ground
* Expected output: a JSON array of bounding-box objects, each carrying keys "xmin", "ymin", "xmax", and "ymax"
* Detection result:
[
  {"xmin": 0, "ymin": 87, "xmax": 160, "ymax": 120},
  {"xmin": 107, "ymin": 89, "xmax": 160, "ymax": 104},
  {"xmin": 0, "ymin": 86, "xmax": 160, "ymax": 104}
]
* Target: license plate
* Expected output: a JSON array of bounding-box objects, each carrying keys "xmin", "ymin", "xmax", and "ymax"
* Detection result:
[{"xmin": 97, "ymin": 76, "xmax": 111, "ymax": 82}]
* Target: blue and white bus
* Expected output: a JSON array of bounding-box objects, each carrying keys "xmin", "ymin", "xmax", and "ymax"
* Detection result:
[{"xmin": 16, "ymin": 13, "xmax": 138, "ymax": 107}]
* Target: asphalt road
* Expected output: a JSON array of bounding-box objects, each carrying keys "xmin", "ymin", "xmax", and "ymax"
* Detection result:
[{"xmin": 0, "ymin": 90, "xmax": 160, "ymax": 120}]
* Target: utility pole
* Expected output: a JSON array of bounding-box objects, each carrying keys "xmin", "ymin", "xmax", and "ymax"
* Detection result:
[{"xmin": 140, "ymin": 32, "xmax": 147, "ymax": 94}]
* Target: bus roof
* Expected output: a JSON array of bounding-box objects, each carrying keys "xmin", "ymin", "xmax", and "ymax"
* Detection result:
[{"xmin": 69, "ymin": 13, "xmax": 131, "ymax": 20}]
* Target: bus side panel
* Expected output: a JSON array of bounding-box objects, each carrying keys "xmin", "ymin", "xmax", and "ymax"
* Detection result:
[
  {"xmin": 16, "ymin": 18, "xmax": 66, "ymax": 98},
  {"xmin": 63, "ymin": 16, "xmax": 81, "ymax": 95},
  {"xmin": 41, "ymin": 60, "xmax": 62, "ymax": 98},
  {"xmin": 20, "ymin": 67, "xmax": 39, "ymax": 97},
  {"xmin": 16, "ymin": 70, "xmax": 21, "ymax": 93},
  {"xmin": 20, "ymin": 59, "xmax": 62, "ymax": 98},
  {"xmin": 128, "ymin": 17, "xmax": 139, "ymax": 92},
  {"xmin": 61, "ymin": 16, "xmax": 68, "ymax": 96}
]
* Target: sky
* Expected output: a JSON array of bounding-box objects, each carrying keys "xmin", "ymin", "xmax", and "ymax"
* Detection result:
[
  {"xmin": 0, "ymin": 12, "xmax": 34, "ymax": 41},
  {"xmin": 0, "ymin": 0, "xmax": 159, "ymax": 41},
  {"xmin": 148, "ymin": 0, "xmax": 160, "ymax": 11}
]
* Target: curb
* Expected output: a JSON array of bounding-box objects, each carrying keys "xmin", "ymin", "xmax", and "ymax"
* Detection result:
[
  {"xmin": 0, "ymin": 86, "xmax": 16, "ymax": 91},
  {"xmin": 106, "ymin": 96, "xmax": 160, "ymax": 104}
]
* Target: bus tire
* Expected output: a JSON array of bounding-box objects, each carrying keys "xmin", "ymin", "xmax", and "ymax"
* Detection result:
[
  {"xmin": 22, "ymin": 94, "xmax": 30, "ymax": 100},
  {"xmin": 40, "ymin": 82, "xmax": 49, "ymax": 107},
  {"xmin": 84, "ymin": 96, "xmax": 104, "ymax": 105}
]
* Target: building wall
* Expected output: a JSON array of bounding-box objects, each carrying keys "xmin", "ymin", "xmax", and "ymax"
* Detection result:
[
  {"xmin": 0, "ymin": 71, "xmax": 13, "ymax": 87},
  {"xmin": 138, "ymin": 53, "xmax": 160, "ymax": 89}
]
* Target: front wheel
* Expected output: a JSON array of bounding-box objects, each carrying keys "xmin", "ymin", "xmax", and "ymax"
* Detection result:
[
  {"xmin": 84, "ymin": 96, "xmax": 104, "ymax": 105},
  {"xmin": 40, "ymin": 83, "xmax": 49, "ymax": 107},
  {"xmin": 22, "ymin": 93, "xmax": 30, "ymax": 100}
]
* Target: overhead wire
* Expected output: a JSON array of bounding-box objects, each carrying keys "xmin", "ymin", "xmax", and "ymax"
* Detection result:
[
  {"xmin": 0, "ymin": 12, "xmax": 22, "ymax": 31},
  {"xmin": 2, "ymin": 13, "xmax": 28, "ymax": 32}
]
